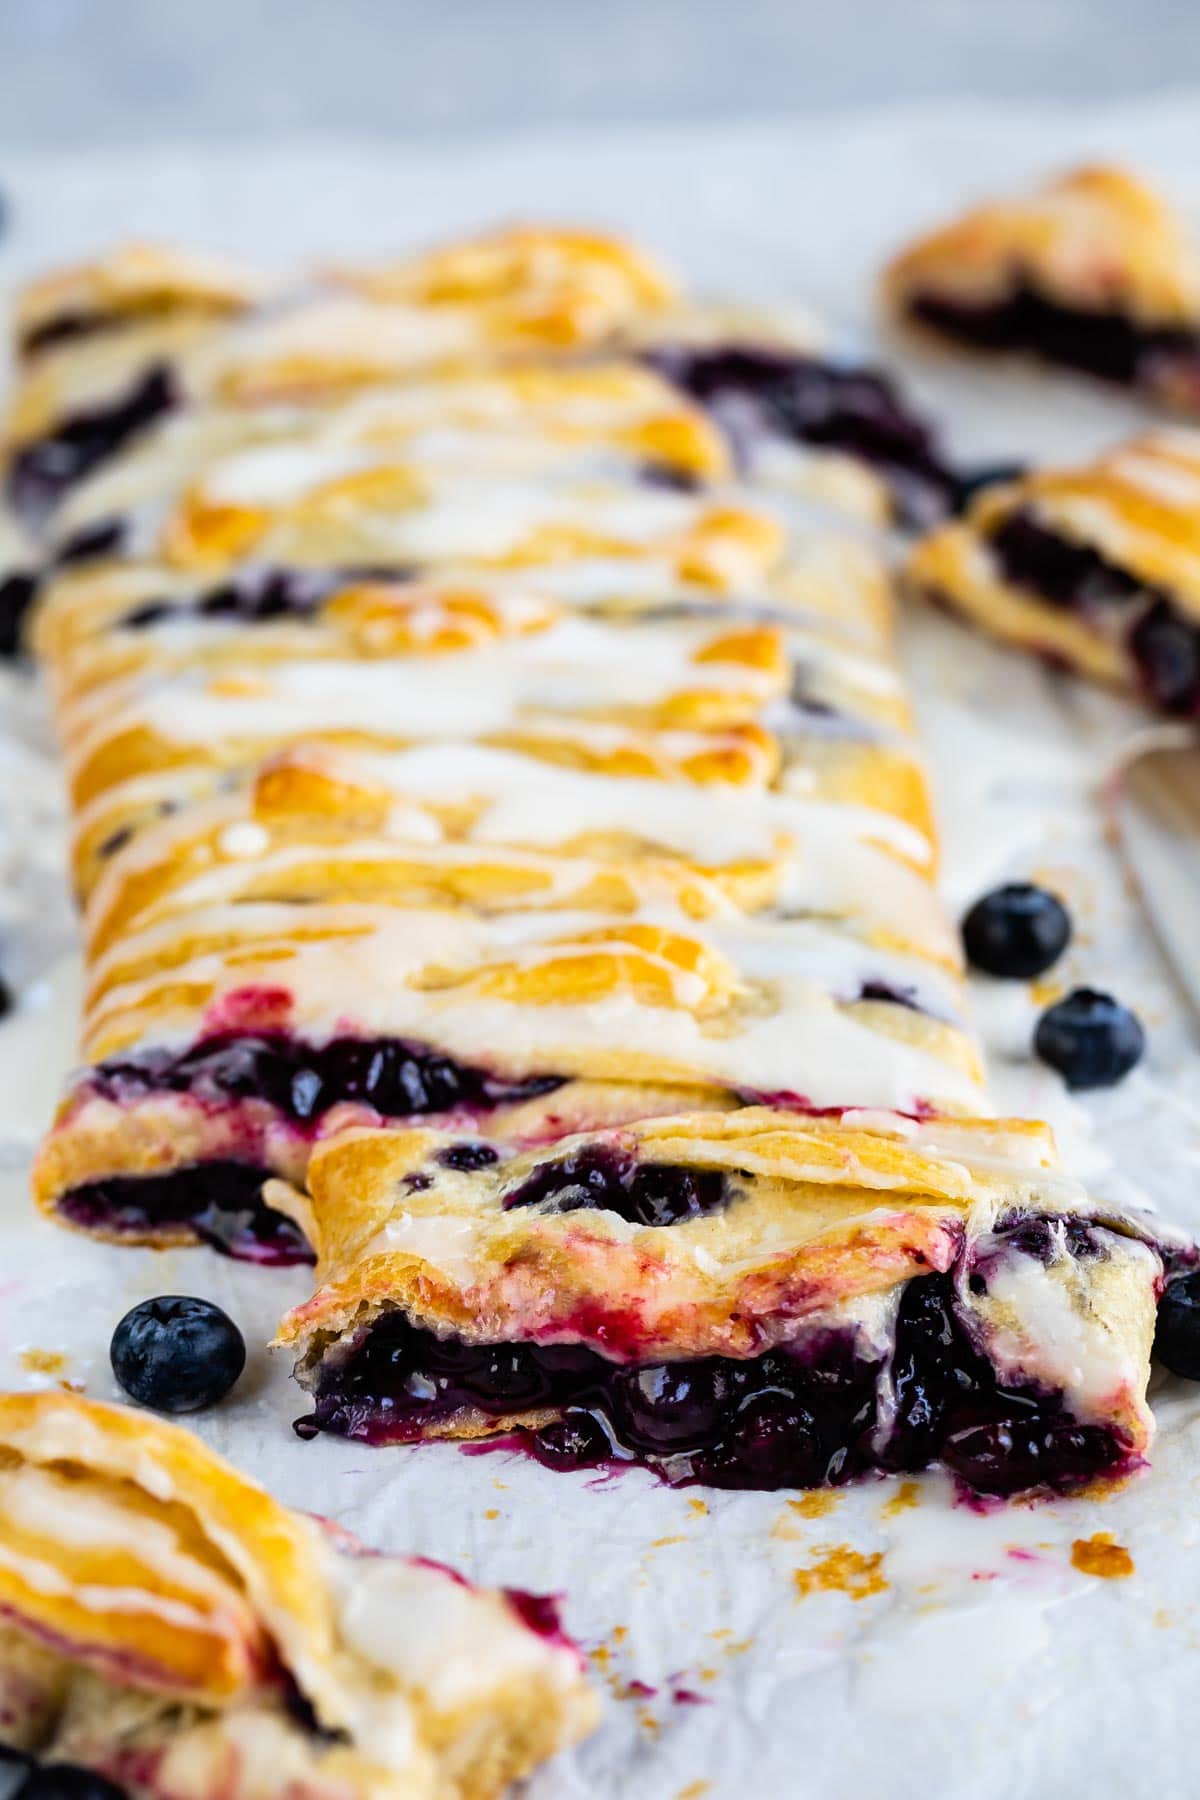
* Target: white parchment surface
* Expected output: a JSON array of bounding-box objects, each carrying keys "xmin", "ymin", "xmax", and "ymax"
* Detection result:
[{"xmin": 2, "ymin": 96, "xmax": 1200, "ymax": 1800}]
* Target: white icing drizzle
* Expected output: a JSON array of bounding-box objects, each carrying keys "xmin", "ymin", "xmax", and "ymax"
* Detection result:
[
  {"xmin": 0, "ymin": 1462, "xmax": 246, "ymax": 1636},
  {"xmin": 85, "ymin": 899, "xmax": 981, "ymax": 1112},
  {"xmin": 70, "ymin": 616, "xmax": 787, "ymax": 769},
  {"xmin": 974, "ymin": 1237, "xmax": 1158, "ymax": 1420},
  {"xmin": 327, "ymin": 1550, "xmax": 573, "ymax": 1714}
]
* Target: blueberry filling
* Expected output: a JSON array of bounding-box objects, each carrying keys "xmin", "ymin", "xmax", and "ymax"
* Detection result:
[
  {"xmin": 12, "ymin": 1763, "xmax": 128, "ymax": 1800},
  {"xmin": 645, "ymin": 343, "xmax": 960, "ymax": 527},
  {"xmin": 0, "ymin": 570, "xmax": 38, "ymax": 659},
  {"xmin": 987, "ymin": 509, "xmax": 1200, "ymax": 717},
  {"xmin": 57, "ymin": 1162, "xmax": 311, "ymax": 1265},
  {"xmin": 1129, "ymin": 600, "xmax": 1200, "ymax": 716},
  {"xmin": 296, "ymin": 1268, "xmax": 1129, "ymax": 1497},
  {"xmin": 53, "ymin": 516, "xmax": 127, "ymax": 568},
  {"xmin": 86, "ymin": 1031, "xmax": 563, "ymax": 1123},
  {"xmin": 501, "ymin": 1144, "xmax": 729, "ymax": 1227},
  {"xmin": 20, "ymin": 308, "xmax": 129, "ymax": 357},
  {"xmin": 0, "ymin": 521, "xmax": 127, "ymax": 658},
  {"xmin": 985, "ymin": 1210, "xmax": 1107, "ymax": 1264},
  {"xmin": 989, "ymin": 509, "xmax": 1149, "ymax": 612},
  {"xmin": 437, "ymin": 1141, "xmax": 500, "ymax": 1171},
  {"xmin": 857, "ymin": 979, "xmax": 921, "ymax": 1012},
  {"xmin": 119, "ymin": 565, "xmax": 345, "ymax": 632},
  {"xmin": 7, "ymin": 364, "xmax": 177, "ymax": 525},
  {"xmin": 906, "ymin": 285, "xmax": 1200, "ymax": 390}
]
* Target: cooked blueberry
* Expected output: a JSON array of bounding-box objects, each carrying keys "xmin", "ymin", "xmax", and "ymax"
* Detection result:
[
  {"xmin": 437, "ymin": 1142, "xmax": 499, "ymax": 1171},
  {"xmin": 503, "ymin": 1145, "xmax": 727, "ymax": 1226},
  {"xmin": 723, "ymin": 1389, "xmax": 824, "ymax": 1486},
  {"xmin": 1154, "ymin": 1270, "xmax": 1200, "ymax": 1380},
  {"xmin": 1034, "ymin": 988, "xmax": 1145, "ymax": 1089},
  {"xmin": 532, "ymin": 1408, "xmax": 613, "ymax": 1470},
  {"xmin": 961, "ymin": 883, "xmax": 1071, "ymax": 979},
  {"xmin": 110, "ymin": 1296, "xmax": 246, "ymax": 1413},
  {"xmin": 610, "ymin": 1360, "xmax": 742, "ymax": 1453},
  {"xmin": 14, "ymin": 1766, "xmax": 127, "ymax": 1800},
  {"xmin": 1129, "ymin": 600, "xmax": 1200, "ymax": 717},
  {"xmin": 941, "ymin": 1413, "xmax": 1116, "ymax": 1497},
  {"xmin": 989, "ymin": 510, "xmax": 1147, "ymax": 610},
  {"xmin": 469, "ymin": 1344, "xmax": 556, "ymax": 1411}
]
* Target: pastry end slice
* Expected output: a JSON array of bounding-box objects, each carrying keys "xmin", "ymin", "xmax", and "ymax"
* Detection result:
[
  {"xmin": 906, "ymin": 429, "xmax": 1200, "ymax": 717},
  {"xmin": 0, "ymin": 1389, "xmax": 597, "ymax": 1799},
  {"xmin": 277, "ymin": 1107, "xmax": 1186, "ymax": 1501},
  {"xmin": 883, "ymin": 165, "xmax": 1200, "ymax": 411}
]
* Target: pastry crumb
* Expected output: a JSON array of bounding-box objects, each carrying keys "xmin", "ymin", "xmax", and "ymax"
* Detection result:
[
  {"xmin": 676, "ymin": 1783, "xmax": 711, "ymax": 1799},
  {"xmin": 880, "ymin": 1479, "xmax": 921, "ymax": 1519},
  {"xmin": 19, "ymin": 1349, "xmax": 68, "ymax": 1376},
  {"xmin": 789, "ymin": 1490, "xmax": 839, "ymax": 1519},
  {"xmin": 794, "ymin": 1545, "xmax": 888, "ymax": 1602},
  {"xmin": 483, "ymin": 1507, "xmax": 499, "ymax": 1520},
  {"xmin": 1071, "ymin": 1532, "xmax": 1134, "ymax": 1579},
  {"xmin": 687, "ymin": 1498, "xmax": 709, "ymax": 1518}
]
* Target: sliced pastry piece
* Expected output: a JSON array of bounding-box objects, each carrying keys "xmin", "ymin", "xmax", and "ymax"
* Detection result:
[
  {"xmin": 907, "ymin": 430, "xmax": 1200, "ymax": 717},
  {"xmin": 0, "ymin": 1389, "xmax": 596, "ymax": 1800},
  {"xmin": 277, "ymin": 1108, "xmax": 1186, "ymax": 1500},
  {"xmin": 884, "ymin": 165, "xmax": 1200, "ymax": 411}
]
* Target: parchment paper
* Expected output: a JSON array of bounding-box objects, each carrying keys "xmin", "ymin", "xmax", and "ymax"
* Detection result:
[{"xmin": 2, "ymin": 96, "xmax": 1200, "ymax": 1800}]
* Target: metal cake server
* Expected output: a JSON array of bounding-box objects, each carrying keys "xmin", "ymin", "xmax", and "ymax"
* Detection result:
[{"xmin": 1111, "ymin": 736, "xmax": 1200, "ymax": 1023}]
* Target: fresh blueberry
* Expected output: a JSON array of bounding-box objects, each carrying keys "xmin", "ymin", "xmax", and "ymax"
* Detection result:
[
  {"xmin": 110, "ymin": 1295, "xmax": 246, "ymax": 1413},
  {"xmin": 0, "ymin": 973, "xmax": 12, "ymax": 1019},
  {"xmin": 962, "ymin": 883, "xmax": 1071, "ymax": 979},
  {"xmin": 14, "ymin": 1767, "xmax": 127, "ymax": 1800},
  {"xmin": 1033, "ymin": 988, "xmax": 1145, "ymax": 1089},
  {"xmin": 1154, "ymin": 1270, "xmax": 1200, "ymax": 1380}
]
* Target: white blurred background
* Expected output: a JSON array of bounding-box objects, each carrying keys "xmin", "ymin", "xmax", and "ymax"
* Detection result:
[{"xmin": 0, "ymin": 0, "xmax": 1195, "ymax": 146}]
